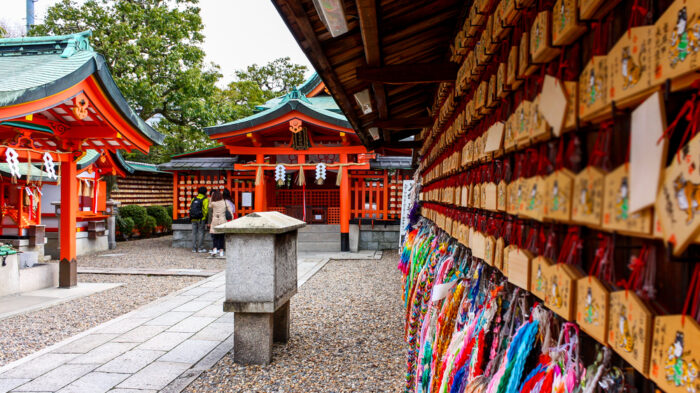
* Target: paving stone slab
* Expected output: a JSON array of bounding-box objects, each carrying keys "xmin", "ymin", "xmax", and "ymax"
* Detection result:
[
  {"xmin": 179, "ymin": 287, "xmax": 210, "ymax": 297},
  {"xmin": 57, "ymin": 372, "xmax": 129, "ymax": 393},
  {"xmin": 159, "ymin": 339, "xmax": 219, "ymax": 365},
  {"xmin": 143, "ymin": 311, "xmax": 192, "ymax": 327},
  {"xmin": 107, "ymin": 389, "xmax": 157, "ymax": 393},
  {"xmin": 97, "ymin": 318, "xmax": 150, "ymax": 335},
  {"xmin": 0, "ymin": 378, "xmax": 29, "ymax": 393},
  {"xmin": 192, "ymin": 304, "xmax": 223, "ymax": 318},
  {"xmin": 172, "ymin": 300, "xmax": 212, "ymax": 313},
  {"xmin": 1, "ymin": 354, "xmax": 79, "ymax": 379},
  {"xmin": 136, "ymin": 332, "xmax": 192, "ymax": 352},
  {"xmin": 167, "ymin": 316, "xmax": 216, "ymax": 333},
  {"xmin": 52, "ymin": 334, "xmax": 118, "ymax": 354},
  {"xmin": 11, "ymin": 364, "xmax": 96, "ymax": 392},
  {"xmin": 116, "ymin": 362, "xmax": 191, "ymax": 391},
  {"xmin": 68, "ymin": 343, "xmax": 138, "ymax": 365},
  {"xmin": 96, "ymin": 350, "xmax": 165, "ymax": 374},
  {"xmin": 191, "ymin": 323, "xmax": 230, "ymax": 342},
  {"xmin": 113, "ymin": 326, "xmax": 167, "ymax": 343}
]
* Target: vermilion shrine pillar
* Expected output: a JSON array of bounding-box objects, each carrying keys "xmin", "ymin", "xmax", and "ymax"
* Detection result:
[
  {"xmin": 339, "ymin": 153, "xmax": 350, "ymax": 251},
  {"xmin": 254, "ymin": 154, "xmax": 266, "ymax": 212},
  {"xmin": 59, "ymin": 157, "xmax": 78, "ymax": 287}
]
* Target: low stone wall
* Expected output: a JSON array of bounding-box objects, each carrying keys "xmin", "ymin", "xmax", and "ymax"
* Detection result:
[
  {"xmin": 45, "ymin": 232, "xmax": 109, "ymax": 259},
  {"xmin": 358, "ymin": 224, "xmax": 400, "ymax": 251},
  {"xmin": 172, "ymin": 223, "xmax": 213, "ymax": 249}
]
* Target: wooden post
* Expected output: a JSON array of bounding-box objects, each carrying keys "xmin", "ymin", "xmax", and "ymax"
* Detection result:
[
  {"xmin": 59, "ymin": 157, "xmax": 78, "ymax": 288},
  {"xmin": 172, "ymin": 171, "xmax": 178, "ymax": 220},
  {"xmin": 254, "ymin": 154, "xmax": 266, "ymax": 212},
  {"xmin": 340, "ymin": 154, "xmax": 350, "ymax": 251}
]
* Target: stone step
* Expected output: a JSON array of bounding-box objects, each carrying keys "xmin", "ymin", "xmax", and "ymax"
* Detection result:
[
  {"xmin": 297, "ymin": 241, "xmax": 341, "ymax": 252},
  {"xmin": 298, "ymin": 224, "xmax": 340, "ymax": 233},
  {"xmin": 297, "ymin": 231, "xmax": 340, "ymax": 243}
]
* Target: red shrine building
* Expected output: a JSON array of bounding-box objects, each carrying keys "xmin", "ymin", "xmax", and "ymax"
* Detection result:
[
  {"xmin": 160, "ymin": 74, "xmax": 413, "ymax": 251},
  {"xmin": 0, "ymin": 31, "xmax": 163, "ymax": 291}
]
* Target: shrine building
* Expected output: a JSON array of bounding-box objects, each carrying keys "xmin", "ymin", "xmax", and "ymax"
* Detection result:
[
  {"xmin": 160, "ymin": 74, "xmax": 413, "ymax": 252},
  {"xmin": 0, "ymin": 31, "xmax": 163, "ymax": 292}
]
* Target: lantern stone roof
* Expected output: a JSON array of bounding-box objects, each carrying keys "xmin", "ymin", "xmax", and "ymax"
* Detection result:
[
  {"xmin": 0, "ymin": 31, "xmax": 164, "ymax": 145},
  {"xmin": 213, "ymin": 211, "xmax": 306, "ymax": 234}
]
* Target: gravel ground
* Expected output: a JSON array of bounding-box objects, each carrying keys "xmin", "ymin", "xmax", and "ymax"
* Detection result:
[
  {"xmin": 76, "ymin": 235, "xmax": 225, "ymax": 271},
  {"xmin": 0, "ymin": 273, "xmax": 200, "ymax": 366},
  {"xmin": 185, "ymin": 250, "xmax": 405, "ymax": 393}
]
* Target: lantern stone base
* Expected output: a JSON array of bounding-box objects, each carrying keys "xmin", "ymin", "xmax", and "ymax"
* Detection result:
[{"xmin": 232, "ymin": 300, "xmax": 291, "ymax": 365}]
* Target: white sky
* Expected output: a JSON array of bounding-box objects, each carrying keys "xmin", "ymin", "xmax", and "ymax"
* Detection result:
[{"xmin": 0, "ymin": 0, "xmax": 313, "ymax": 84}]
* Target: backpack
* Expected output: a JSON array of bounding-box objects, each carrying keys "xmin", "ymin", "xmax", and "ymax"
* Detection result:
[{"xmin": 190, "ymin": 197, "xmax": 204, "ymax": 220}]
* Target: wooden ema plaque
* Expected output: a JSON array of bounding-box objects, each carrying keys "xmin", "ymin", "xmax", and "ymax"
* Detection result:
[
  {"xmin": 608, "ymin": 26, "xmax": 655, "ymax": 109},
  {"xmin": 540, "ymin": 76, "xmax": 568, "ymax": 138},
  {"xmin": 531, "ymin": 256, "xmax": 554, "ymax": 300},
  {"xmin": 506, "ymin": 247, "xmax": 533, "ymax": 290},
  {"xmin": 576, "ymin": 276, "xmax": 611, "ymax": 345},
  {"xmin": 579, "ymin": 56, "xmax": 610, "ymax": 122},
  {"xmin": 520, "ymin": 176, "xmax": 546, "ymax": 221},
  {"xmin": 487, "ymin": 74, "xmax": 498, "ymax": 109},
  {"xmin": 497, "ymin": 180, "xmax": 507, "ymax": 211},
  {"xmin": 495, "ymin": 237, "xmax": 506, "ymax": 271},
  {"xmin": 656, "ymin": 132, "xmax": 700, "ymax": 255},
  {"xmin": 504, "ymin": 112, "xmax": 517, "ymax": 152},
  {"xmin": 473, "ymin": 183, "xmax": 481, "ymax": 208},
  {"xmin": 507, "ymin": 178, "xmax": 521, "ymax": 215},
  {"xmin": 580, "ymin": 0, "xmax": 621, "ymax": 20},
  {"xmin": 562, "ymin": 81, "xmax": 579, "ymax": 133},
  {"xmin": 507, "ymin": 45, "xmax": 523, "ymax": 91},
  {"xmin": 497, "ymin": 62, "xmax": 509, "ymax": 98},
  {"xmin": 484, "ymin": 235, "xmax": 496, "ymax": 266},
  {"xmin": 503, "ymin": 0, "xmax": 518, "ymax": 25},
  {"xmin": 517, "ymin": 177, "xmax": 532, "ymax": 215},
  {"xmin": 481, "ymin": 181, "xmax": 488, "ymax": 208},
  {"xmin": 572, "ymin": 166, "xmax": 606, "ymax": 227},
  {"xmin": 652, "ymin": 0, "xmax": 700, "ymax": 91},
  {"xmin": 519, "ymin": 32, "xmax": 538, "ymax": 78},
  {"xmin": 603, "ymin": 164, "xmax": 652, "ymax": 235},
  {"xmin": 515, "ymin": 100, "xmax": 533, "ymax": 147},
  {"xmin": 530, "ymin": 95, "xmax": 552, "ymax": 143},
  {"xmin": 471, "ymin": 230, "xmax": 486, "ymax": 260},
  {"xmin": 484, "ymin": 182, "xmax": 498, "ymax": 211},
  {"xmin": 609, "ymin": 290, "xmax": 654, "ymax": 376},
  {"xmin": 650, "ymin": 315, "xmax": 700, "ymax": 393},
  {"xmin": 545, "ymin": 263, "xmax": 583, "ymax": 321},
  {"xmin": 552, "ymin": 0, "xmax": 586, "ymax": 47},
  {"xmin": 531, "ymin": 11, "xmax": 561, "ymax": 64},
  {"xmin": 544, "ymin": 169, "xmax": 575, "ymax": 222}
]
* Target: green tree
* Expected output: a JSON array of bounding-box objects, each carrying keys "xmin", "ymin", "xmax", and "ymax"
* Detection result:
[
  {"xmin": 235, "ymin": 57, "xmax": 307, "ymax": 100},
  {"xmin": 30, "ymin": 0, "xmax": 226, "ymax": 162}
]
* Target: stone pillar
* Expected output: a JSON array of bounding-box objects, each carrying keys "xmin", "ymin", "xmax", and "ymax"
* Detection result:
[
  {"xmin": 105, "ymin": 200, "xmax": 120, "ymax": 250},
  {"xmin": 218, "ymin": 211, "xmax": 305, "ymax": 365}
]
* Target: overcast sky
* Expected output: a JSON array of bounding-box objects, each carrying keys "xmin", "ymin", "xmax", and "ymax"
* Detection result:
[{"xmin": 0, "ymin": 0, "xmax": 314, "ymax": 84}]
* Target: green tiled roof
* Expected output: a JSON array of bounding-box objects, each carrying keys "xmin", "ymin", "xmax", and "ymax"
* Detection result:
[
  {"xmin": 126, "ymin": 160, "xmax": 167, "ymax": 174},
  {"xmin": 298, "ymin": 72, "xmax": 322, "ymax": 96},
  {"xmin": 206, "ymin": 86, "xmax": 350, "ymax": 136},
  {"xmin": 0, "ymin": 31, "xmax": 164, "ymax": 146}
]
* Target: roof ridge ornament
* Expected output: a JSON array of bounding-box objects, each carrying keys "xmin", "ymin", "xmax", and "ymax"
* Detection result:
[{"xmin": 60, "ymin": 30, "xmax": 93, "ymax": 58}]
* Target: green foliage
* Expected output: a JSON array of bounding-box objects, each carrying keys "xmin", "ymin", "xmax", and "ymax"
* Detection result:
[
  {"xmin": 146, "ymin": 205, "xmax": 169, "ymax": 226},
  {"xmin": 30, "ymin": 1, "xmax": 308, "ymax": 163},
  {"xmin": 165, "ymin": 205, "xmax": 173, "ymax": 219},
  {"xmin": 118, "ymin": 205, "xmax": 148, "ymax": 230},
  {"xmin": 235, "ymin": 57, "xmax": 308, "ymax": 101},
  {"xmin": 141, "ymin": 215, "xmax": 157, "ymax": 236},
  {"xmin": 116, "ymin": 216, "xmax": 135, "ymax": 238}
]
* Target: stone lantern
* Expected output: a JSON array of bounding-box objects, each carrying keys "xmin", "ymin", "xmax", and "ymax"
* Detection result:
[{"xmin": 214, "ymin": 211, "xmax": 306, "ymax": 365}]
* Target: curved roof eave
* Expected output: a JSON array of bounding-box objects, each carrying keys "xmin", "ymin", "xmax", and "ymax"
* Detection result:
[
  {"xmin": 298, "ymin": 72, "xmax": 323, "ymax": 96},
  {"xmin": 205, "ymin": 98, "xmax": 351, "ymax": 136},
  {"xmin": 0, "ymin": 53, "xmax": 164, "ymax": 146}
]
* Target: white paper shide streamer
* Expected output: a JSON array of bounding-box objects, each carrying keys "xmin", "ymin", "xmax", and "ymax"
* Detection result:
[
  {"xmin": 43, "ymin": 152, "xmax": 58, "ymax": 180},
  {"xmin": 315, "ymin": 162, "xmax": 326, "ymax": 184},
  {"xmin": 5, "ymin": 148, "xmax": 20, "ymax": 179},
  {"xmin": 275, "ymin": 164, "xmax": 286, "ymax": 186}
]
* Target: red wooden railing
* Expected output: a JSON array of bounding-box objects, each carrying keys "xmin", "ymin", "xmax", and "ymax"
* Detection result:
[{"xmin": 349, "ymin": 170, "xmax": 409, "ymax": 221}]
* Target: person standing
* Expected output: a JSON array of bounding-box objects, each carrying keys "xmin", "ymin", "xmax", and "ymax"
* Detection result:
[
  {"xmin": 208, "ymin": 189, "xmax": 227, "ymax": 257},
  {"xmin": 223, "ymin": 188, "xmax": 236, "ymax": 220},
  {"xmin": 190, "ymin": 186, "xmax": 209, "ymax": 253}
]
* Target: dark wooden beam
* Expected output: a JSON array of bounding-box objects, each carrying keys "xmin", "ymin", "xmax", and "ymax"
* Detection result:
[
  {"xmin": 273, "ymin": 0, "xmax": 372, "ymax": 147},
  {"xmin": 374, "ymin": 140, "xmax": 422, "ymax": 149},
  {"xmin": 356, "ymin": 63, "xmax": 459, "ymax": 84},
  {"xmin": 391, "ymin": 128, "xmax": 422, "ymax": 141},
  {"xmin": 371, "ymin": 117, "xmax": 433, "ymax": 129},
  {"xmin": 356, "ymin": 0, "xmax": 391, "ymax": 142}
]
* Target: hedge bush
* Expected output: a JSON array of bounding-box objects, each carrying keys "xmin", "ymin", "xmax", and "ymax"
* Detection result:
[
  {"xmin": 141, "ymin": 215, "xmax": 157, "ymax": 237},
  {"xmin": 117, "ymin": 216, "xmax": 134, "ymax": 238},
  {"xmin": 165, "ymin": 205, "xmax": 173, "ymax": 220},
  {"xmin": 146, "ymin": 205, "xmax": 169, "ymax": 226},
  {"xmin": 118, "ymin": 205, "xmax": 148, "ymax": 230}
]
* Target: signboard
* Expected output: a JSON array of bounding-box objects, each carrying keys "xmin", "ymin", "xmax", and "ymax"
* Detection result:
[{"xmin": 241, "ymin": 192, "xmax": 252, "ymax": 207}]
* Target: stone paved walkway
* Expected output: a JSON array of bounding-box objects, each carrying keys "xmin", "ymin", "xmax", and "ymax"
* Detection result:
[{"xmin": 0, "ymin": 251, "xmax": 378, "ymax": 393}]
